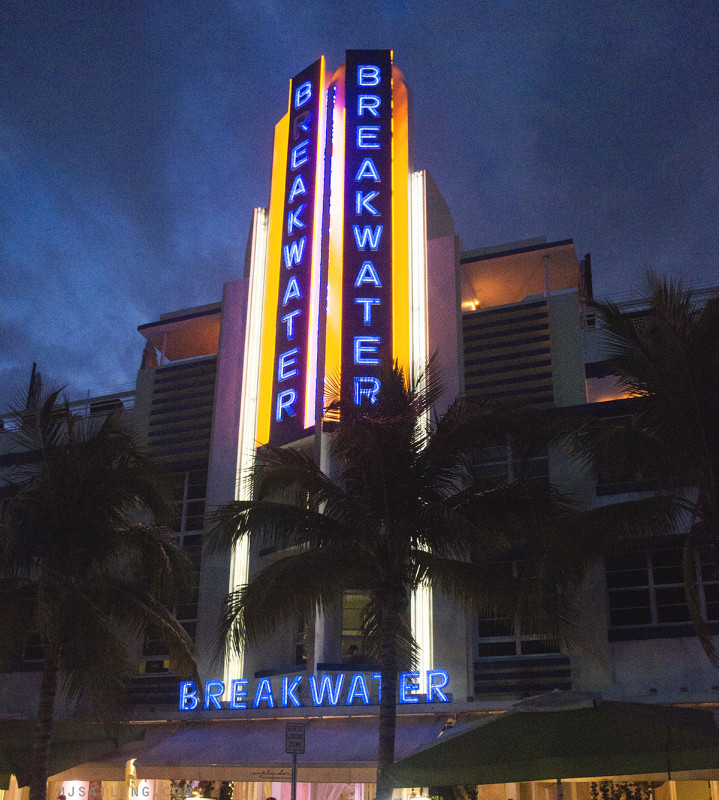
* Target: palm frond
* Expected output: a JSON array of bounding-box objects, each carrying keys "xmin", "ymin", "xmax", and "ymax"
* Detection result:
[
  {"xmin": 556, "ymin": 409, "xmax": 681, "ymax": 487},
  {"xmin": 218, "ymin": 546, "xmax": 377, "ymax": 656},
  {"xmin": 4, "ymin": 387, "xmax": 67, "ymax": 467},
  {"xmin": 415, "ymin": 550, "xmax": 580, "ymax": 646},
  {"xmin": 0, "ymin": 579, "xmax": 37, "ymax": 666},
  {"xmin": 0, "ymin": 392, "xmax": 198, "ymax": 720},
  {"xmin": 252, "ymin": 444, "xmax": 341, "ymax": 503},
  {"xmin": 97, "ymin": 578, "xmax": 197, "ymax": 678},
  {"xmin": 103, "ymin": 523, "xmax": 196, "ymax": 606},
  {"xmin": 56, "ymin": 588, "xmax": 133, "ymax": 711},
  {"xmin": 358, "ymin": 601, "xmax": 418, "ymax": 671},
  {"xmin": 205, "ymin": 499, "xmax": 362, "ymax": 556},
  {"xmin": 540, "ymin": 495, "xmax": 685, "ymax": 595}
]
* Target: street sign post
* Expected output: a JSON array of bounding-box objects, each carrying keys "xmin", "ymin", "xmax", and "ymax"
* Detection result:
[
  {"xmin": 286, "ymin": 723, "xmax": 305, "ymax": 800},
  {"xmin": 285, "ymin": 723, "xmax": 306, "ymax": 754}
]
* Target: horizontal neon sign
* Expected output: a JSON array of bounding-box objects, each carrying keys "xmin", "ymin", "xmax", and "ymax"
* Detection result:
[{"xmin": 179, "ymin": 669, "xmax": 450, "ymax": 711}]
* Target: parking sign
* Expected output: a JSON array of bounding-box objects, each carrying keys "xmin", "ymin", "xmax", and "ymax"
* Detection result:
[{"xmin": 285, "ymin": 723, "xmax": 306, "ymax": 754}]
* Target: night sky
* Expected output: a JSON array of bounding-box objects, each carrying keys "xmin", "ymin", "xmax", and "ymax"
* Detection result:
[{"xmin": 2, "ymin": 1, "xmax": 718, "ymax": 408}]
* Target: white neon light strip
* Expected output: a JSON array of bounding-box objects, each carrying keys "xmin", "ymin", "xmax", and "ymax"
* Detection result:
[
  {"xmin": 225, "ymin": 206, "xmax": 269, "ymax": 686},
  {"xmin": 409, "ymin": 170, "xmax": 428, "ymax": 388},
  {"xmin": 305, "ymin": 63, "xmax": 327, "ymax": 429},
  {"xmin": 408, "ymin": 170, "xmax": 432, "ymax": 673},
  {"xmin": 324, "ymin": 97, "xmax": 345, "ymax": 409},
  {"xmin": 411, "ymin": 578, "xmax": 433, "ymax": 675}
]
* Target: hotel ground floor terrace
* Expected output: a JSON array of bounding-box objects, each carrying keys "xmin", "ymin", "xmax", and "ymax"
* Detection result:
[{"xmin": 5, "ymin": 699, "xmax": 719, "ymax": 800}]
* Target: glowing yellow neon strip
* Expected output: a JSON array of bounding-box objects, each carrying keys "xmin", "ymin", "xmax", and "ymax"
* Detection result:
[
  {"xmin": 305, "ymin": 57, "xmax": 326, "ymax": 429},
  {"xmin": 256, "ymin": 112, "xmax": 290, "ymax": 445},
  {"xmin": 409, "ymin": 170, "xmax": 428, "ymax": 384},
  {"xmin": 391, "ymin": 66, "xmax": 410, "ymax": 378},
  {"xmin": 324, "ymin": 76, "xmax": 346, "ymax": 407}
]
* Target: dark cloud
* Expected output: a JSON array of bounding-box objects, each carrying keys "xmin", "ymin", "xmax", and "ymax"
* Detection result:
[{"xmin": 1, "ymin": 0, "xmax": 718, "ymax": 407}]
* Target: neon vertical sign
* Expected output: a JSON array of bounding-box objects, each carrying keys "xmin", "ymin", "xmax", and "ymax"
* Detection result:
[
  {"xmin": 240, "ymin": 51, "xmax": 433, "ymax": 677},
  {"xmin": 270, "ymin": 57, "xmax": 326, "ymax": 444},
  {"xmin": 341, "ymin": 50, "xmax": 394, "ymax": 406}
]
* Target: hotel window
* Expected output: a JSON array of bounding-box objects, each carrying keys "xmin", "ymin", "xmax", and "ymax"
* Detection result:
[
  {"xmin": 595, "ymin": 415, "xmax": 641, "ymax": 492},
  {"xmin": 342, "ymin": 591, "xmax": 370, "ymax": 662},
  {"xmin": 470, "ymin": 437, "xmax": 549, "ymax": 485},
  {"xmin": 22, "ymin": 633, "xmax": 45, "ymax": 667},
  {"xmin": 594, "ymin": 413, "xmax": 668, "ymax": 496},
  {"xmin": 606, "ymin": 542, "xmax": 719, "ymax": 633},
  {"xmin": 173, "ymin": 531, "xmax": 202, "ymax": 640},
  {"xmin": 142, "ymin": 469, "xmax": 206, "ymax": 670},
  {"xmin": 169, "ymin": 468, "xmax": 206, "ymax": 641},
  {"xmin": 170, "ymin": 468, "xmax": 207, "ymax": 533},
  {"xmin": 476, "ymin": 561, "xmax": 560, "ymax": 657},
  {"xmin": 295, "ymin": 616, "xmax": 308, "ymax": 666},
  {"xmin": 142, "ymin": 530, "xmax": 202, "ymax": 669}
]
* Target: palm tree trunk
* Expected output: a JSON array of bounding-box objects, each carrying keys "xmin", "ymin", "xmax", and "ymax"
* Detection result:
[
  {"xmin": 29, "ymin": 646, "xmax": 59, "ymax": 800},
  {"xmin": 376, "ymin": 593, "xmax": 401, "ymax": 800}
]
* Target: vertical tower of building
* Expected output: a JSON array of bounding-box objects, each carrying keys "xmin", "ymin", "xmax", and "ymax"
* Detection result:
[{"xmin": 191, "ymin": 51, "xmax": 464, "ymax": 688}]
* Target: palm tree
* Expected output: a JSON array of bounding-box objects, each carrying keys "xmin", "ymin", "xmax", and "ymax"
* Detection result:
[
  {"xmin": 562, "ymin": 274, "xmax": 719, "ymax": 663},
  {"xmin": 207, "ymin": 363, "xmax": 581, "ymax": 800},
  {"xmin": 0, "ymin": 389, "xmax": 197, "ymax": 800}
]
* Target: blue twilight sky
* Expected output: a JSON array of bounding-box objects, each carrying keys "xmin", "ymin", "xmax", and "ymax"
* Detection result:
[{"xmin": 1, "ymin": 0, "xmax": 718, "ymax": 408}]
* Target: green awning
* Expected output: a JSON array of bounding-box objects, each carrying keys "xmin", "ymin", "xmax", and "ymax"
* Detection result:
[
  {"xmin": 385, "ymin": 701, "xmax": 719, "ymax": 787},
  {"xmin": 0, "ymin": 721, "xmax": 146, "ymax": 789}
]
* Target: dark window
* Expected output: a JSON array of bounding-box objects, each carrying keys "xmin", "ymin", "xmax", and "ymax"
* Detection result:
[
  {"xmin": 470, "ymin": 437, "xmax": 549, "ymax": 486},
  {"xmin": 606, "ymin": 544, "xmax": 719, "ymax": 630},
  {"xmin": 595, "ymin": 415, "xmax": 638, "ymax": 488},
  {"xmin": 476, "ymin": 561, "xmax": 560, "ymax": 658},
  {"xmin": 142, "ymin": 471, "xmax": 206, "ymax": 668},
  {"xmin": 170, "ymin": 469, "xmax": 207, "ymax": 533},
  {"xmin": 295, "ymin": 616, "xmax": 308, "ymax": 666},
  {"xmin": 342, "ymin": 591, "xmax": 370, "ymax": 662},
  {"xmin": 89, "ymin": 398, "xmax": 124, "ymax": 415},
  {"xmin": 22, "ymin": 633, "xmax": 45, "ymax": 665}
]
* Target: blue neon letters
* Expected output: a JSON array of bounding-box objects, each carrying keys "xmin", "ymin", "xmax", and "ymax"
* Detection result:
[
  {"xmin": 341, "ymin": 51, "xmax": 394, "ymax": 406},
  {"xmin": 178, "ymin": 669, "xmax": 451, "ymax": 711},
  {"xmin": 294, "ymin": 80, "xmax": 312, "ymax": 109},
  {"xmin": 357, "ymin": 65, "xmax": 381, "ymax": 86},
  {"xmin": 270, "ymin": 58, "xmax": 324, "ymax": 440}
]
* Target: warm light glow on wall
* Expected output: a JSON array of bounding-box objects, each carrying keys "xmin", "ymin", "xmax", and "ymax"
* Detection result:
[
  {"xmin": 592, "ymin": 391, "xmax": 634, "ymax": 403},
  {"xmin": 391, "ymin": 67, "xmax": 410, "ymax": 377},
  {"xmin": 305, "ymin": 58, "xmax": 327, "ymax": 429},
  {"xmin": 226, "ymin": 206, "xmax": 269, "ymax": 686},
  {"xmin": 257, "ymin": 113, "xmax": 290, "ymax": 445},
  {"xmin": 324, "ymin": 74, "xmax": 346, "ymax": 406}
]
